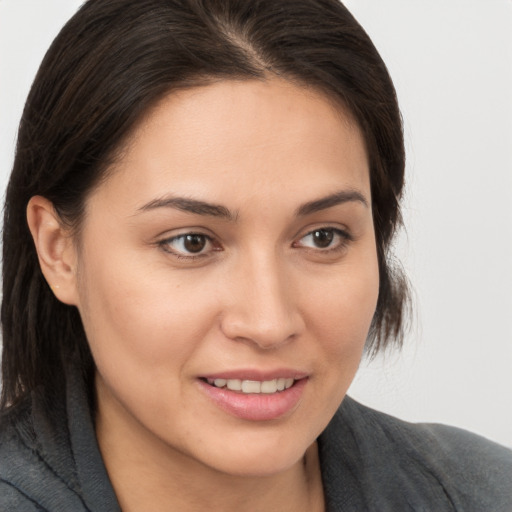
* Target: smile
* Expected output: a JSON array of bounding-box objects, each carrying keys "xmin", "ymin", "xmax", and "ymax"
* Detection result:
[
  {"xmin": 199, "ymin": 376, "xmax": 307, "ymax": 421},
  {"xmin": 205, "ymin": 378, "xmax": 295, "ymax": 394}
]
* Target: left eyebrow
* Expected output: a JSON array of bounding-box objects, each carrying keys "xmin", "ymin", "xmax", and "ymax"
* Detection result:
[{"xmin": 295, "ymin": 189, "xmax": 369, "ymax": 216}]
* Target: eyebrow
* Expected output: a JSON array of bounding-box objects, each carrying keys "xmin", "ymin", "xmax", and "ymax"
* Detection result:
[
  {"xmin": 137, "ymin": 188, "xmax": 369, "ymax": 220},
  {"xmin": 138, "ymin": 196, "xmax": 236, "ymax": 221},
  {"xmin": 295, "ymin": 189, "xmax": 369, "ymax": 216}
]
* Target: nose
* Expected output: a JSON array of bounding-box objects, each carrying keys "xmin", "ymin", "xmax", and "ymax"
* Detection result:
[{"xmin": 220, "ymin": 251, "xmax": 304, "ymax": 350}]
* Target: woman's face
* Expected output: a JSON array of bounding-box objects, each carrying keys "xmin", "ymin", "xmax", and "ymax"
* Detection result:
[{"xmin": 72, "ymin": 79, "xmax": 379, "ymax": 476}]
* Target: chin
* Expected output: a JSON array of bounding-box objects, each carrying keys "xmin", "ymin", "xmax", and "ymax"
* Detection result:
[
  {"xmin": 209, "ymin": 450, "xmax": 307, "ymax": 478},
  {"xmin": 189, "ymin": 427, "xmax": 316, "ymax": 478}
]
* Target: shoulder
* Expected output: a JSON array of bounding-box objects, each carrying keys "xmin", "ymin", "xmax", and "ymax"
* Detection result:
[
  {"xmin": 319, "ymin": 396, "xmax": 512, "ymax": 511},
  {"xmin": 0, "ymin": 396, "xmax": 89, "ymax": 511}
]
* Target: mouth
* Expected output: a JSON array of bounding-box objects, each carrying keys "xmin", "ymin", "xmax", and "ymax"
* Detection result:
[
  {"xmin": 203, "ymin": 377, "xmax": 296, "ymax": 394},
  {"xmin": 198, "ymin": 373, "xmax": 308, "ymax": 421}
]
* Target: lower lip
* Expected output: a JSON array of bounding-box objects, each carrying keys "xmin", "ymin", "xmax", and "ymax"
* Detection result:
[{"xmin": 198, "ymin": 378, "xmax": 307, "ymax": 421}]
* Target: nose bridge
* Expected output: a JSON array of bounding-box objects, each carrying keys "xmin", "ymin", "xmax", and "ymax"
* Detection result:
[{"xmin": 221, "ymin": 247, "xmax": 302, "ymax": 348}]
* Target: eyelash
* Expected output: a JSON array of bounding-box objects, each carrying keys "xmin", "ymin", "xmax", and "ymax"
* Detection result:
[
  {"xmin": 158, "ymin": 233, "xmax": 217, "ymax": 260},
  {"xmin": 293, "ymin": 228, "xmax": 353, "ymax": 254},
  {"xmin": 158, "ymin": 227, "xmax": 353, "ymax": 260}
]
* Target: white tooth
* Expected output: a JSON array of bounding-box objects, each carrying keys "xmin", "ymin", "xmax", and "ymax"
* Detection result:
[
  {"xmin": 242, "ymin": 380, "xmax": 261, "ymax": 393},
  {"xmin": 226, "ymin": 379, "xmax": 242, "ymax": 391},
  {"xmin": 276, "ymin": 378, "xmax": 286, "ymax": 391},
  {"xmin": 284, "ymin": 378, "xmax": 294, "ymax": 389},
  {"xmin": 261, "ymin": 379, "xmax": 278, "ymax": 394},
  {"xmin": 213, "ymin": 378, "xmax": 227, "ymax": 388}
]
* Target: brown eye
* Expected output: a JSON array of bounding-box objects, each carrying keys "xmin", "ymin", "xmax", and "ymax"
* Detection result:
[
  {"xmin": 161, "ymin": 233, "xmax": 214, "ymax": 257},
  {"xmin": 311, "ymin": 229, "xmax": 334, "ymax": 248},
  {"xmin": 183, "ymin": 234, "xmax": 207, "ymax": 253},
  {"xmin": 295, "ymin": 227, "xmax": 351, "ymax": 252}
]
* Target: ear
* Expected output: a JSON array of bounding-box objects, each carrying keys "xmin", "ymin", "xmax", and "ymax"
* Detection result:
[{"xmin": 26, "ymin": 196, "xmax": 80, "ymax": 306}]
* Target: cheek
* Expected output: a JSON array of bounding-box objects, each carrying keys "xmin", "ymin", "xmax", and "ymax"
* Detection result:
[
  {"xmin": 309, "ymin": 256, "xmax": 379, "ymax": 336},
  {"xmin": 75, "ymin": 244, "xmax": 220, "ymax": 377},
  {"xmin": 76, "ymin": 260, "xmax": 225, "ymax": 429},
  {"xmin": 304, "ymin": 250, "xmax": 380, "ymax": 376}
]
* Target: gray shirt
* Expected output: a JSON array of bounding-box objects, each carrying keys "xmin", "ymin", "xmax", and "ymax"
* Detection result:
[{"xmin": 1, "ymin": 360, "xmax": 511, "ymax": 511}]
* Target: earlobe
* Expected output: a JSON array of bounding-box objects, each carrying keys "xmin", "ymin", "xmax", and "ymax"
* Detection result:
[{"xmin": 26, "ymin": 196, "xmax": 79, "ymax": 306}]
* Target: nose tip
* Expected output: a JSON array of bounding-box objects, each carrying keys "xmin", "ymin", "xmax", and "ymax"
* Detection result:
[
  {"xmin": 221, "ymin": 309, "xmax": 300, "ymax": 349},
  {"xmin": 219, "ymin": 260, "xmax": 303, "ymax": 349}
]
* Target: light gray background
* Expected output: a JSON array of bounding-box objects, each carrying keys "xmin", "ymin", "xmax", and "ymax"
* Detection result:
[{"xmin": 1, "ymin": 1, "xmax": 511, "ymax": 447}]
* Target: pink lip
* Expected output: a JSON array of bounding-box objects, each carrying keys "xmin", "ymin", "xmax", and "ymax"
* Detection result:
[{"xmin": 198, "ymin": 375, "xmax": 308, "ymax": 422}]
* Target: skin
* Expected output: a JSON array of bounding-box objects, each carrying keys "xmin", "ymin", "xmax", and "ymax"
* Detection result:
[{"xmin": 28, "ymin": 79, "xmax": 379, "ymax": 511}]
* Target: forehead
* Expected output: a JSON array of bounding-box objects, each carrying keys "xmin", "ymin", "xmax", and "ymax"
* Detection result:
[{"xmin": 95, "ymin": 79, "xmax": 370, "ymax": 211}]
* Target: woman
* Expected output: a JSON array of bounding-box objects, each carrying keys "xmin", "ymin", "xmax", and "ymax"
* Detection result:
[{"xmin": 1, "ymin": 1, "xmax": 511, "ymax": 510}]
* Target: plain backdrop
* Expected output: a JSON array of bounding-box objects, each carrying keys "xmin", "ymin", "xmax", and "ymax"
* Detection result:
[{"xmin": 1, "ymin": 0, "xmax": 511, "ymax": 447}]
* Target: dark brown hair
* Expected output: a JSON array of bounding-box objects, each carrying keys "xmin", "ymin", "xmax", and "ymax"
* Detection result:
[{"xmin": 1, "ymin": 0, "xmax": 408, "ymax": 409}]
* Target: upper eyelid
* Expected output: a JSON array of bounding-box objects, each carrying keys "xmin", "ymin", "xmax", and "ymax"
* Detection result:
[
  {"xmin": 156, "ymin": 227, "xmax": 219, "ymax": 246},
  {"xmin": 156, "ymin": 225, "xmax": 214, "ymax": 238},
  {"xmin": 157, "ymin": 226, "xmax": 351, "ymax": 242},
  {"xmin": 156, "ymin": 224, "xmax": 352, "ymax": 248},
  {"xmin": 295, "ymin": 225, "xmax": 352, "ymax": 242},
  {"xmin": 164, "ymin": 232, "xmax": 212, "ymax": 241}
]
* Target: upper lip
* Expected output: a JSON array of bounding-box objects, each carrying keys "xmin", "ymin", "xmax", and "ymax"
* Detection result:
[{"xmin": 200, "ymin": 369, "xmax": 309, "ymax": 381}]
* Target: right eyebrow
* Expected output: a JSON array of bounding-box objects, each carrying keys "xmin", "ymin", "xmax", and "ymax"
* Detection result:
[{"xmin": 136, "ymin": 196, "xmax": 237, "ymax": 221}]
